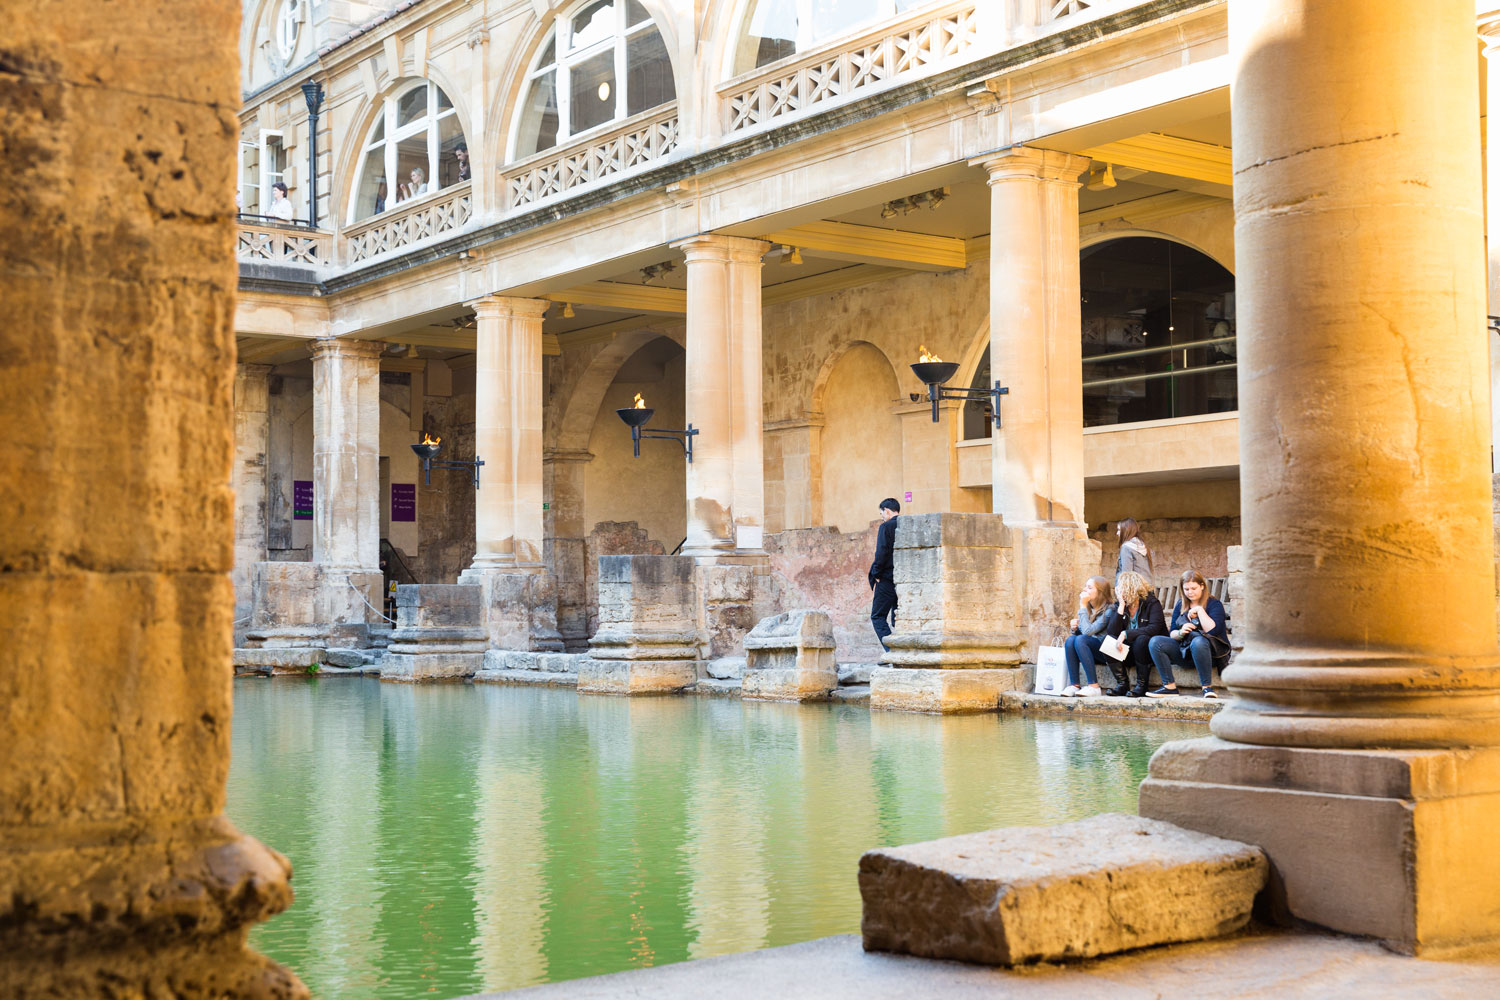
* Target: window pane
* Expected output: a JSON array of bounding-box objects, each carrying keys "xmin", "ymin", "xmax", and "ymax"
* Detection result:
[
  {"xmin": 736, "ymin": 0, "xmax": 798, "ymax": 73},
  {"xmin": 435, "ymin": 86, "xmax": 453, "ymax": 112},
  {"xmin": 354, "ymin": 146, "xmax": 388, "ymax": 220},
  {"xmin": 436, "ymin": 115, "xmax": 467, "ymax": 187},
  {"xmin": 369, "ymin": 116, "xmax": 385, "ymax": 144},
  {"xmin": 626, "ymin": 0, "xmax": 649, "ymax": 26},
  {"xmin": 810, "ymin": 0, "xmax": 882, "ymax": 43},
  {"xmin": 516, "ymin": 70, "xmax": 559, "ymax": 157},
  {"xmin": 570, "ymin": 49, "xmax": 617, "ymax": 134},
  {"xmin": 570, "ymin": 0, "xmax": 615, "ymax": 50},
  {"xmin": 397, "ymin": 86, "xmax": 427, "ymax": 127},
  {"xmin": 626, "ymin": 27, "xmax": 675, "ymax": 116},
  {"xmin": 394, "ymin": 133, "xmax": 430, "ymax": 204},
  {"xmin": 536, "ymin": 36, "xmax": 556, "ymax": 68}
]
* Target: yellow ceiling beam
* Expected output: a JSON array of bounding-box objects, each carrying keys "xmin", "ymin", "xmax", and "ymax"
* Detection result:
[
  {"xmin": 544, "ymin": 282, "xmax": 686, "ymax": 315},
  {"xmin": 1078, "ymin": 190, "xmax": 1225, "ymax": 227},
  {"xmin": 1080, "ymin": 132, "xmax": 1233, "ymax": 187},
  {"xmin": 761, "ymin": 220, "xmax": 968, "ymax": 272}
]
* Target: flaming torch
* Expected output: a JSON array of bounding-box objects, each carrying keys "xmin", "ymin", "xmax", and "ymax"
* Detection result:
[{"xmin": 910, "ymin": 345, "xmax": 1007, "ymax": 428}]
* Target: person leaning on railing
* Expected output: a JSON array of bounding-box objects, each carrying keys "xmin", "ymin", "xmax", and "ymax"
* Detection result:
[
  {"xmin": 1061, "ymin": 575, "xmax": 1115, "ymax": 698},
  {"xmin": 1101, "ymin": 571, "xmax": 1167, "ymax": 698},
  {"xmin": 1145, "ymin": 569, "xmax": 1231, "ymax": 700}
]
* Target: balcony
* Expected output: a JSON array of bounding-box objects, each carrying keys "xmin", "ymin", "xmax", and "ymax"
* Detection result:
[
  {"xmin": 235, "ymin": 216, "xmax": 331, "ymax": 266},
  {"xmin": 500, "ymin": 106, "xmax": 682, "ymax": 211},
  {"xmin": 343, "ymin": 181, "xmax": 475, "ymax": 265}
]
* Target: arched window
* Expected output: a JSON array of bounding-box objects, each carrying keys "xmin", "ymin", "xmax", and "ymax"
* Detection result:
[
  {"xmin": 731, "ymin": 0, "xmax": 932, "ymax": 75},
  {"xmin": 513, "ymin": 0, "xmax": 676, "ymax": 160},
  {"xmin": 348, "ymin": 82, "xmax": 467, "ymax": 224}
]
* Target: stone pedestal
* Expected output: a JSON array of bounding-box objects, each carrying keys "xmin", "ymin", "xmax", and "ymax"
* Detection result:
[
  {"xmin": 697, "ymin": 556, "xmax": 770, "ymax": 660},
  {"xmin": 380, "ymin": 584, "xmax": 488, "ymax": 682},
  {"xmin": 871, "ymin": 513, "xmax": 1029, "ymax": 713},
  {"xmin": 241, "ymin": 560, "xmax": 380, "ymax": 649},
  {"xmin": 581, "ymin": 555, "xmax": 701, "ymax": 694},
  {"xmin": 457, "ymin": 565, "xmax": 564, "ymax": 652},
  {"xmin": 742, "ymin": 610, "xmax": 838, "ymax": 702}
]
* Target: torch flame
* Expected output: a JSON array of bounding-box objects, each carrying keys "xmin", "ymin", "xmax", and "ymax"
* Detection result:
[
  {"xmin": 918, "ymin": 345, "xmax": 943, "ymax": 363},
  {"xmin": 633, "ymin": 393, "xmax": 646, "ymax": 409},
  {"xmin": 421, "ymin": 433, "xmax": 441, "ymax": 446}
]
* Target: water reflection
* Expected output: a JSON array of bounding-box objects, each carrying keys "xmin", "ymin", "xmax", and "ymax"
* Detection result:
[{"xmin": 228, "ymin": 680, "xmax": 1201, "ymax": 1000}]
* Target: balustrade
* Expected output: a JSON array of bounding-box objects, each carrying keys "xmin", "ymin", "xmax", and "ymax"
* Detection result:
[
  {"xmin": 501, "ymin": 108, "xmax": 681, "ymax": 210},
  {"xmin": 344, "ymin": 183, "xmax": 474, "ymax": 264},
  {"xmin": 235, "ymin": 218, "xmax": 331, "ymax": 266}
]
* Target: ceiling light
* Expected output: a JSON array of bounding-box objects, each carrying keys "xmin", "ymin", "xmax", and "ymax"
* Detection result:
[
  {"xmin": 598, "ymin": 81, "xmax": 611, "ymax": 102},
  {"xmin": 562, "ymin": 302, "xmax": 576, "ymax": 319}
]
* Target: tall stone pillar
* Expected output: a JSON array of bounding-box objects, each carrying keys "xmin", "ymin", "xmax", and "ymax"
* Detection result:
[
  {"xmin": 971, "ymin": 147, "xmax": 1091, "ymax": 527},
  {"xmin": 460, "ymin": 295, "xmax": 560, "ymax": 652},
  {"xmin": 1484, "ymin": 13, "xmax": 1500, "ymax": 473},
  {"xmin": 0, "ymin": 0, "xmax": 303, "ymax": 991},
  {"xmin": 310, "ymin": 337, "xmax": 383, "ymax": 572},
  {"xmin": 1140, "ymin": 0, "xmax": 1500, "ymax": 954},
  {"xmin": 233, "ymin": 363, "xmax": 273, "ymax": 638},
  {"xmin": 672, "ymin": 235, "xmax": 772, "ymax": 557}
]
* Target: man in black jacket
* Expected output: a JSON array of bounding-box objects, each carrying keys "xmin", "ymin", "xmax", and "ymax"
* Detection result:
[{"xmin": 868, "ymin": 498, "xmax": 901, "ymax": 651}]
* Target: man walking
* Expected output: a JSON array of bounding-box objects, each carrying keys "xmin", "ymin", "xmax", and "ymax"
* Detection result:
[{"xmin": 868, "ymin": 498, "xmax": 901, "ymax": 651}]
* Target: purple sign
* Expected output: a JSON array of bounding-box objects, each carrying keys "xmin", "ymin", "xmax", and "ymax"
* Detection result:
[
  {"xmin": 293, "ymin": 480, "xmax": 313, "ymax": 521},
  {"xmin": 391, "ymin": 483, "xmax": 416, "ymax": 522}
]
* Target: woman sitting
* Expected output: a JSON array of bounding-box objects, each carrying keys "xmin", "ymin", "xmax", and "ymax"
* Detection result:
[
  {"xmin": 1146, "ymin": 569, "xmax": 1231, "ymax": 699},
  {"xmin": 1102, "ymin": 571, "xmax": 1168, "ymax": 697},
  {"xmin": 1062, "ymin": 576, "xmax": 1114, "ymax": 697}
]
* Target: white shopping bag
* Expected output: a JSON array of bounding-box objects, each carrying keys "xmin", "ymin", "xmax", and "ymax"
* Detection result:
[
  {"xmin": 1034, "ymin": 643, "xmax": 1069, "ymax": 695},
  {"xmin": 1099, "ymin": 631, "xmax": 1130, "ymax": 662}
]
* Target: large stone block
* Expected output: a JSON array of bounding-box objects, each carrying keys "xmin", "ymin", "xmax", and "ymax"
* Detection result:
[
  {"xmin": 869, "ymin": 667, "xmax": 1029, "ymax": 714},
  {"xmin": 742, "ymin": 609, "xmax": 837, "ymax": 702},
  {"xmin": 1139, "ymin": 737, "xmax": 1500, "ymax": 954},
  {"xmin": 585, "ymin": 555, "xmax": 701, "ymax": 695},
  {"xmin": 244, "ymin": 561, "xmax": 380, "ymax": 648},
  {"xmin": 859, "ymin": 813, "xmax": 1266, "ymax": 966},
  {"xmin": 380, "ymin": 585, "xmax": 488, "ymax": 682},
  {"xmin": 576, "ymin": 659, "xmax": 700, "ymax": 695},
  {"xmin": 457, "ymin": 567, "xmax": 564, "ymax": 651}
]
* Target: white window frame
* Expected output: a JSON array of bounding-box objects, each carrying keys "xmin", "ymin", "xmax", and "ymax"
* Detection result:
[
  {"xmin": 346, "ymin": 82, "xmax": 463, "ymax": 225},
  {"xmin": 730, "ymin": 0, "xmax": 937, "ymax": 75},
  {"xmin": 508, "ymin": 0, "xmax": 672, "ymax": 161},
  {"xmin": 237, "ymin": 139, "xmax": 258, "ymax": 214},
  {"xmin": 276, "ymin": 0, "xmax": 306, "ymax": 62},
  {"xmin": 258, "ymin": 129, "xmax": 285, "ymax": 216}
]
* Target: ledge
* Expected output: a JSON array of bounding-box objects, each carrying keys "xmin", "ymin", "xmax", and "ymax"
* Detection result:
[{"xmin": 1000, "ymin": 689, "xmax": 1221, "ymax": 722}]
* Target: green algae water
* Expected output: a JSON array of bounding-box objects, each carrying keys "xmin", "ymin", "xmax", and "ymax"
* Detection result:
[{"xmin": 227, "ymin": 679, "xmax": 1203, "ymax": 999}]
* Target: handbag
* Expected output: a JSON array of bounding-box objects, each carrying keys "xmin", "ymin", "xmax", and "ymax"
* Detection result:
[{"xmin": 1034, "ymin": 641, "xmax": 1069, "ymax": 695}]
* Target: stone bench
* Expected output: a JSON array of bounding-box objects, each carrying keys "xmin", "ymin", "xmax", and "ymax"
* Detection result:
[{"xmin": 741, "ymin": 609, "xmax": 838, "ymax": 702}]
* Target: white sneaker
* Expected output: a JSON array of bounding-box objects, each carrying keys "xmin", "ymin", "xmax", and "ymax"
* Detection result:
[
  {"xmin": 1060, "ymin": 684, "xmax": 1081, "ymax": 697},
  {"xmin": 1079, "ymin": 684, "xmax": 1103, "ymax": 697}
]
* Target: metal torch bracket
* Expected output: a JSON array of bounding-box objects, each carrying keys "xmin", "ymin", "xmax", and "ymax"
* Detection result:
[
  {"xmin": 928, "ymin": 380, "xmax": 1009, "ymax": 428},
  {"xmin": 631, "ymin": 424, "xmax": 699, "ymax": 463},
  {"xmin": 421, "ymin": 456, "xmax": 485, "ymax": 489}
]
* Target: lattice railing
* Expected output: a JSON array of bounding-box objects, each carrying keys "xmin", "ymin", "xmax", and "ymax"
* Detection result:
[
  {"xmin": 344, "ymin": 183, "xmax": 474, "ymax": 263},
  {"xmin": 236, "ymin": 221, "xmax": 331, "ymax": 266},
  {"xmin": 502, "ymin": 108, "xmax": 680, "ymax": 210},
  {"xmin": 720, "ymin": 1, "xmax": 978, "ymax": 135},
  {"xmin": 1039, "ymin": 0, "xmax": 1147, "ymax": 27}
]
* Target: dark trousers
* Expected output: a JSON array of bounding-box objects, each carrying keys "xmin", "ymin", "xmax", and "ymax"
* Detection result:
[
  {"xmin": 870, "ymin": 578, "xmax": 897, "ymax": 651},
  {"xmin": 1112, "ymin": 636, "xmax": 1157, "ymax": 690}
]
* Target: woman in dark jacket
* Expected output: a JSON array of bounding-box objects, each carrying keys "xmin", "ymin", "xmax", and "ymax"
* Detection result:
[
  {"xmin": 1146, "ymin": 569, "xmax": 1231, "ymax": 699},
  {"xmin": 1102, "ymin": 570, "xmax": 1168, "ymax": 697}
]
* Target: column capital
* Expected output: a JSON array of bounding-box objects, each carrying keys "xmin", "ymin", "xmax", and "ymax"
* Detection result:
[
  {"xmin": 670, "ymin": 233, "xmax": 772, "ymax": 264},
  {"xmin": 235, "ymin": 362, "xmax": 274, "ymax": 378},
  {"xmin": 544, "ymin": 449, "xmax": 595, "ymax": 465},
  {"xmin": 308, "ymin": 337, "xmax": 384, "ymax": 362},
  {"xmin": 969, "ymin": 146, "xmax": 1091, "ymax": 184},
  {"xmin": 1481, "ymin": 11, "xmax": 1500, "ymax": 52},
  {"xmin": 465, "ymin": 294, "xmax": 551, "ymax": 320}
]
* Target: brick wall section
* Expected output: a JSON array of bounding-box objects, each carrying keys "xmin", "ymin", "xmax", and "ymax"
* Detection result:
[{"xmin": 1093, "ymin": 516, "xmax": 1241, "ymax": 583}]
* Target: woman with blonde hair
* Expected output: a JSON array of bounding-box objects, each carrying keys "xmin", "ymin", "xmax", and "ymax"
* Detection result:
[
  {"xmin": 1146, "ymin": 569, "xmax": 1231, "ymax": 699},
  {"xmin": 1061, "ymin": 575, "xmax": 1115, "ymax": 697},
  {"xmin": 1102, "ymin": 570, "xmax": 1167, "ymax": 697}
]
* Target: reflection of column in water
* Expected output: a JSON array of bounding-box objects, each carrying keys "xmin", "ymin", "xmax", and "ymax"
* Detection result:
[
  {"xmin": 470, "ymin": 687, "xmax": 550, "ymax": 989},
  {"xmin": 683, "ymin": 698, "xmax": 771, "ymax": 959},
  {"xmin": 867, "ymin": 710, "xmax": 949, "ymax": 847},
  {"xmin": 1029, "ymin": 719, "xmax": 1080, "ymax": 820}
]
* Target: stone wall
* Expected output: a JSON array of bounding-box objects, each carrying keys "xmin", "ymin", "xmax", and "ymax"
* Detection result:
[
  {"xmin": 1092, "ymin": 516, "xmax": 1241, "ymax": 581},
  {"xmin": 765, "ymin": 524, "xmax": 885, "ymax": 664},
  {"xmin": 413, "ymin": 368, "xmax": 477, "ymax": 585}
]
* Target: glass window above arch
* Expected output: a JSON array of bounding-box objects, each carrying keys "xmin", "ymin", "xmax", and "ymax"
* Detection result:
[
  {"xmin": 962, "ymin": 238, "xmax": 1236, "ymax": 439},
  {"xmin": 513, "ymin": 0, "xmax": 677, "ymax": 160},
  {"xmin": 348, "ymin": 83, "xmax": 467, "ymax": 224},
  {"xmin": 731, "ymin": 0, "xmax": 934, "ymax": 75}
]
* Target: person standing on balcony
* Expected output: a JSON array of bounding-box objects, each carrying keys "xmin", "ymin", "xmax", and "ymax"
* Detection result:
[
  {"xmin": 455, "ymin": 144, "xmax": 470, "ymax": 182},
  {"xmin": 868, "ymin": 498, "xmax": 901, "ymax": 652},
  {"xmin": 268, "ymin": 181, "xmax": 294, "ymax": 222}
]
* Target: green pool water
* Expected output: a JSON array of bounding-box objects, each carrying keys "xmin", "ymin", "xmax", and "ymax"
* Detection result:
[{"xmin": 227, "ymin": 679, "xmax": 1203, "ymax": 999}]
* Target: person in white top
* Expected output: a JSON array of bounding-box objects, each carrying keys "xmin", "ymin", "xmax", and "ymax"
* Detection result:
[
  {"xmin": 397, "ymin": 167, "xmax": 429, "ymax": 203},
  {"xmin": 268, "ymin": 181, "xmax": 295, "ymax": 222}
]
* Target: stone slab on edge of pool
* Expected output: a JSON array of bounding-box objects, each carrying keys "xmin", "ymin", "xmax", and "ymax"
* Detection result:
[
  {"xmin": 859, "ymin": 813, "xmax": 1266, "ymax": 966},
  {"xmin": 1001, "ymin": 690, "xmax": 1224, "ymax": 722}
]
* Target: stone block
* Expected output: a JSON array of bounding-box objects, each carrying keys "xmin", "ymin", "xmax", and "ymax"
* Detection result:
[
  {"xmin": 232, "ymin": 647, "xmax": 323, "ymax": 674},
  {"xmin": 323, "ymin": 649, "xmax": 366, "ymax": 669},
  {"xmin": 707, "ymin": 656, "xmax": 746, "ymax": 679},
  {"xmin": 247, "ymin": 561, "xmax": 380, "ymax": 647},
  {"xmin": 838, "ymin": 663, "xmax": 874, "ymax": 685},
  {"xmin": 742, "ymin": 609, "xmax": 838, "ymax": 702},
  {"xmin": 382, "ymin": 585, "xmax": 489, "ymax": 681},
  {"xmin": 1139, "ymin": 737, "xmax": 1500, "ymax": 954},
  {"xmin": 870, "ymin": 667, "xmax": 1029, "ymax": 714},
  {"xmin": 587, "ymin": 555, "xmax": 701, "ymax": 694},
  {"xmin": 859, "ymin": 813, "xmax": 1267, "ymax": 966},
  {"xmin": 395, "ymin": 583, "xmax": 484, "ymax": 628},
  {"xmin": 457, "ymin": 568, "xmax": 564, "ymax": 651},
  {"xmin": 577, "ymin": 659, "xmax": 699, "ymax": 695}
]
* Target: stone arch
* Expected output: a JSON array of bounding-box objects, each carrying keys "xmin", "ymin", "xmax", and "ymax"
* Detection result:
[
  {"xmin": 553, "ymin": 326, "xmax": 686, "ymax": 454},
  {"xmin": 1080, "ymin": 227, "xmax": 1234, "ymax": 275},
  {"xmin": 817, "ymin": 341, "xmax": 904, "ymax": 532},
  {"xmin": 809, "ymin": 337, "xmax": 902, "ymax": 416}
]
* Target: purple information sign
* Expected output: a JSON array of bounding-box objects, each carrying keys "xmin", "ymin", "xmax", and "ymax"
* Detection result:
[
  {"xmin": 293, "ymin": 480, "xmax": 313, "ymax": 521},
  {"xmin": 391, "ymin": 483, "xmax": 416, "ymax": 522}
]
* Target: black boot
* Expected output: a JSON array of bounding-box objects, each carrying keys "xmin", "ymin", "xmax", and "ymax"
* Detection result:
[{"xmin": 1105, "ymin": 683, "xmax": 1130, "ymax": 697}]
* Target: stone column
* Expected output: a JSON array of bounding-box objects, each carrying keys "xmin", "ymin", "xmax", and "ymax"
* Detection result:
[
  {"xmin": 466, "ymin": 294, "xmax": 549, "ymax": 572},
  {"xmin": 1139, "ymin": 0, "xmax": 1500, "ymax": 954},
  {"xmin": 310, "ymin": 337, "xmax": 382, "ymax": 572},
  {"xmin": 672, "ymin": 234, "xmax": 772, "ymax": 556},
  {"xmin": 232, "ymin": 363, "xmax": 273, "ymax": 637},
  {"xmin": 970, "ymin": 147, "xmax": 1091, "ymax": 527},
  {"xmin": 0, "ymin": 0, "xmax": 302, "ymax": 990},
  {"xmin": 1484, "ymin": 14, "xmax": 1500, "ymax": 472}
]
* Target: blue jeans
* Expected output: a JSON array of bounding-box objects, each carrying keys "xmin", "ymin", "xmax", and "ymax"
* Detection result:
[
  {"xmin": 1148, "ymin": 634, "xmax": 1215, "ymax": 687},
  {"xmin": 1064, "ymin": 633, "xmax": 1106, "ymax": 686}
]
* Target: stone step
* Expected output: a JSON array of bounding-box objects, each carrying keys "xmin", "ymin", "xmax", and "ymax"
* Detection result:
[
  {"xmin": 472, "ymin": 669, "xmax": 579, "ymax": 687},
  {"xmin": 859, "ymin": 813, "xmax": 1266, "ymax": 966},
  {"xmin": 1001, "ymin": 690, "xmax": 1224, "ymax": 722},
  {"xmin": 232, "ymin": 647, "xmax": 323, "ymax": 675}
]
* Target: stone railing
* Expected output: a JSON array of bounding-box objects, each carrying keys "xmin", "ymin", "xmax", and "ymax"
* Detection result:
[
  {"xmin": 343, "ymin": 182, "xmax": 474, "ymax": 264},
  {"xmin": 720, "ymin": 1, "xmax": 979, "ymax": 136},
  {"xmin": 501, "ymin": 107, "xmax": 681, "ymax": 210},
  {"xmin": 235, "ymin": 219, "xmax": 331, "ymax": 266},
  {"xmin": 1037, "ymin": 0, "xmax": 1150, "ymax": 29}
]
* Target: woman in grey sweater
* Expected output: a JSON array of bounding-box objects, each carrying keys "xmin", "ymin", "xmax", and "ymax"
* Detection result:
[
  {"xmin": 1062, "ymin": 576, "xmax": 1116, "ymax": 696},
  {"xmin": 1114, "ymin": 517, "xmax": 1153, "ymax": 579}
]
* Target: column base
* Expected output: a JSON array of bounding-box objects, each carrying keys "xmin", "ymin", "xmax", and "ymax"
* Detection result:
[
  {"xmin": 244, "ymin": 562, "xmax": 382, "ymax": 648},
  {"xmin": 870, "ymin": 666, "xmax": 1031, "ymax": 714},
  {"xmin": 457, "ymin": 564, "xmax": 563, "ymax": 652},
  {"xmin": 1139, "ymin": 736, "xmax": 1500, "ymax": 955}
]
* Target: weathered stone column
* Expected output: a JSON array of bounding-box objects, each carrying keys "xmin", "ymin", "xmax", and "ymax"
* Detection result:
[
  {"xmin": 672, "ymin": 235, "xmax": 772, "ymax": 556},
  {"xmin": 1140, "ymin": 0, "xmax": 1500, "ymax": 954},
  {"xmin": 233, "ymin": 363, "xmax": 273, "ymax": 637},
  {"xmin": 0, "ymin": 1, "xmax": 303, "ymax": 991},
  {"xmin": 1484, "ymin": 12, "xmax": 1500, "ymax": 472},
  {"xmin": 971, "ymin": 147, "xmax": 1091, "ymax": 527},
  {"xmin": 311, "ymin": 337, "xmax": 383, "ymax": 571}
]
